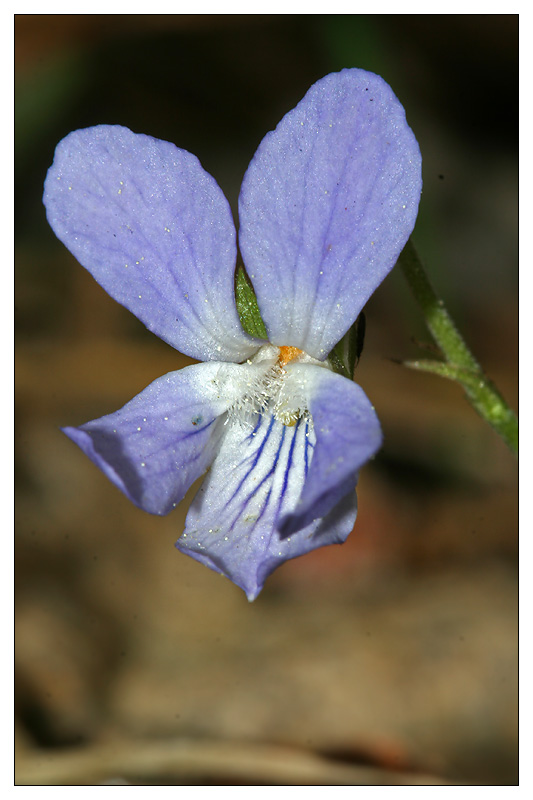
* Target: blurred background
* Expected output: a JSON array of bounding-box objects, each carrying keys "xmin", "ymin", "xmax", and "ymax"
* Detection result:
[{"xmin": 15, "ymin": 14, "xmax": 518, "ymax": 785}]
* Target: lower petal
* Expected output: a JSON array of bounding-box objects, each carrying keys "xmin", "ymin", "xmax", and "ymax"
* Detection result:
[
  {"xmin": 62, "ymin": 361, "xmax": 253, "ymax": 515},
  {"xmin": 279, "ymin": 363, "xmax": 382, "ymax": 536},
  {"xmin": 176, "ymin": 412, "xmax": 357, "ymax": 600}
]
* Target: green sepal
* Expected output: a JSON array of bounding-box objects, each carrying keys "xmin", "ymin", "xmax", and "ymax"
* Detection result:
[
  {"xmin": 235, "ymin": 264, "xmax": 268, "ymax": 339},
  {"xmin": 328, "ymin": 312, "xmax": 366, "ymax": 380}
]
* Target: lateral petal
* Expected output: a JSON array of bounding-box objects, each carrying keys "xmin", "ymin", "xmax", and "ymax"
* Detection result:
[
  {"xmin": 177, "ymin": 412, "xmax": 357, "ymax": 600},
  {"xmin": 239, "ymin": 68, "xmax": 422, "ymax": 359},
  {"xmin": 44, "ymin": 125, "xmax": 258, "ymax": 362},
  {"xmin": 279, "ymin": 363, "xmax": 382, "ymax": 536},
  {"xmin": 62, "ymin": 362, "xmax": 255, "ymax": 516}
]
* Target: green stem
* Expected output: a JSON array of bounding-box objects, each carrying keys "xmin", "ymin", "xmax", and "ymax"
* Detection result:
[{"xmin": 398, "ymin": 239, "xmax": 518, "ymax": 456}]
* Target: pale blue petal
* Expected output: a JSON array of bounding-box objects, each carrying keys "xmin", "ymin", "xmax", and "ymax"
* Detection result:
[
  {"xmin": 279, "ymin": 363, "xmax": 382, "ymax": 536},
  {"xmin": 62, "ymin": 362, "xmax": 255, "ymax": 515},
  {"xmin": 176, "ymin": 412, "xmax": 357, "ymax": 600},
  {"xmin": 239, "ymin": 68, "xmax": 422, "ymax": 359},
  {"xmin": 44, "ymin": 125, "xmax": 258, "ymax": 363}
]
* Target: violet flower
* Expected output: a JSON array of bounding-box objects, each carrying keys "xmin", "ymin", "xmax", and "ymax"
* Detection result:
[{"xmin": 43, "ymin": 68, "xmax": 421, "ymax": 600}]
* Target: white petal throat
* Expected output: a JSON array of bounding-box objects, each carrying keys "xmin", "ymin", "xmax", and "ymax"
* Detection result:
[{"xmin": 223, "ymin": 344, "xmax": 333, "ymax": 428}]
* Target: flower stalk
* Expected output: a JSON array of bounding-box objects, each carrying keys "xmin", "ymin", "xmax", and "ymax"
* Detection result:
[{"xmin": 398, "ymin": 238, "xmax": 518, "ymax": 456}]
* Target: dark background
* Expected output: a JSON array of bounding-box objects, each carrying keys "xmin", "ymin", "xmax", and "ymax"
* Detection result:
[{"xmin": 15, "ymin": 15, "xmax": 518, "ymax": 785}]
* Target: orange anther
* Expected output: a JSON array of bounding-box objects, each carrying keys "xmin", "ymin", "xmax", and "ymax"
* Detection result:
[{"xmin": 278, "ymin": 346, "xmax": 303, "ymax": 367}]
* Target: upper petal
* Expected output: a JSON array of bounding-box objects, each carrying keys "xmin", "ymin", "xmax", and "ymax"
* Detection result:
[
  {"xmin": 279, "ymin": 363, "xmax": 382, "ymax": 536},
  {"xmin": 177, "ymin": 412, "xmax": 357, "ymax": 600},
  {"xmin": 43, "ymin": 125, "xmax": 258, "ymax": 363},
  {"xmin": 238, "ymin": 68, "xmax": 422, "ymax": 359},
  {"xmin": 62, "ymin": 361, "xmax": 255, "ymax": 515}
]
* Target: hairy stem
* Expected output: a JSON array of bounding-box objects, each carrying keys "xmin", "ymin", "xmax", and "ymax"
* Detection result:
[{"xmin": 398, "ymin": 239, "xmax": 517, "ymax": 456}]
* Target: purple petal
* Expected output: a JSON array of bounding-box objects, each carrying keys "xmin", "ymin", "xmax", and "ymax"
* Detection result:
[
  {"xmin": 62, "ymin": 362, "xmax": 254, "ymax": 515},
  {"xmin": 238, "ymin": 68, "xmax": 422, "ymax": 359},
  {"xmin": 279, "ymin": 363, "xmax": 382, "ymax": 536},
  {"xmin": 176, "ymin": 412, "xmax": 357, "ymax": 601},
  {"xmin": 44, "ymin": 125, "xmax": 258, "ymax": 363}
]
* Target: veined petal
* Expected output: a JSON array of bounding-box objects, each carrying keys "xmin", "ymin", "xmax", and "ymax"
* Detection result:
[
  {"xmin": 177, "ymin": 412, "xmax": 357, "ymax": 600},
  {"xmin": 62, "ymin": 361, "xmax": 257, "ymax": 516},
  {"xmin": 279, "ymin": 363, "xmax": 382, "ymax": 536},
  {"xmin": 44, "ymin": 125, "xmax": 258, "ymax": 363},
  {"xmin": 238, "ymin": 68, "xmax": 422, "ymax": 359}
]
